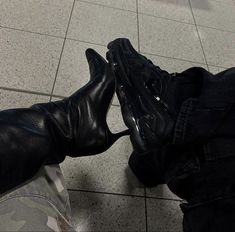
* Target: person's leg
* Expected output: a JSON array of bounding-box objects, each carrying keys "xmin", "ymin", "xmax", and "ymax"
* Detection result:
[
  {"xmin": 0, "ymin": 165, "xmax": 75, "ymax": 232},
  {"xmin": 167, "ymin": 68, "xmax": 235, "ymax": 231},
  {"xmin": 107, "ymin": 38, "xmax": 235, "ymax": 231},
  {"xmin": 0, "ymin": 49, "xmax": 127, "ymax": 194}
]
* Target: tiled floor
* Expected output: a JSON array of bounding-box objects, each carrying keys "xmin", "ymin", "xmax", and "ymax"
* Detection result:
[{"xmin": 0, "ymin": 0, "xmax": 234, "ymax": 231}]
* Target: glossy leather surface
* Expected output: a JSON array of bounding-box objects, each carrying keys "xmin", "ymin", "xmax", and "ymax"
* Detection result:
[
  {"xmin": 0, "ymin": 49, "xmax": 128, "ymax": 193},
  {"xmin": 33, "ymin": 49, "xmax": 128, "ymax": 157},
  {"xmin": 107, "ymin": 38, "xmax": 180, "ymax": 154},
  {"xmin": 106, "ymin": 38, "xmax": 205, "ymax": 187}
]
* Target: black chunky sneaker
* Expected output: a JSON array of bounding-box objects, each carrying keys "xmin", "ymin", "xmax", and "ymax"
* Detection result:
[
  {"xmin": 107, "ymin": 38, "xmax": 203, "ymax": 186},
  {"xmin": 107, "ymin": 38, "xmax": 181, "ymax": 154}
]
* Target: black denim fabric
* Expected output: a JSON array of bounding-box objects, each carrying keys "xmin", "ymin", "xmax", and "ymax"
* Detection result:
[
  {"xmin": 181, "ymin": 196, "xmax": 235, "ymax": 232},
  {"xmin": 179, "ymin": 158, "xmax": 235, "ymax": 232},
  {"xmin": 128, "ymin": 67, "xmax": 235, "ymax": 231},
  {"xmin": 174, "ymin": 67, "xmax": 235, "ymax": 145},
  {"xmin": 168, "ymin": 67, "xmax": 235, "ymax": 232}
]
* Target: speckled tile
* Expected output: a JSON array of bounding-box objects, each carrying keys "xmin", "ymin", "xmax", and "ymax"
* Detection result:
[
  {"xmin": 138, "ymin": 0, "xmax": 194, "ymax": 23},
  {"xmin": 198, "ymin": 26, "xmax": 235, "ymax": 67},
  {"xmin": 191, "ymin": 0, "xmax": 235, "ymax": 32},
  {"xmin": 210, "ymin": 0, "xmax": 234, "ymax": 4},
  {"xmin": 53, "ymin": 39, "xmax": 106, "ymax": 97},
  {"xmin": 0, "ymin": 0, "xmax": 74, "ymax": 37},
  {"xmin": 139, "ymin": 14, "xmax": 205, "ymax": 63},
  {"xmin": 143, "ymin": 53, "xmax": 207, "ymax": 73},
  {"xmin": 147, "ymin": 198, "xmax": 183, "ymax": 232},
  {"xmin": 208, "ymin": 66, "xmax": 227, "ymax": 74},
  {"xmin": 0, "ymin": 89, "xmax": 49, "ymax": 109},
  {"xmin": 59, "ymin": 105, "xmax": 144, "ymax": 196},
  {"xmin": 53, "ymin": 39, "xmax": 119, "ymax": 103},
  {"xmin": 67, "ymin": 1, "xmax": 138, "ymax": 47},
  {"xmin": 69, "ymin": 191, "xmax": 146, "ymax": 232},
  {"xmin": 83, "ymin": 0, "xmax": 136, "ymax": 11},
  {"xmin": 146, "ymin": 185, "xmax": 181, "ymax": 200},
  {"xmin": 0, "ymin": 28, "xmax": 63, "ymax": 93}
]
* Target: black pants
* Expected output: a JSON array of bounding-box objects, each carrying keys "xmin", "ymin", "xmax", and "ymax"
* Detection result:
[{"xmin": 129, "ymin": 67, "xmax": 235, "ymax": 232}]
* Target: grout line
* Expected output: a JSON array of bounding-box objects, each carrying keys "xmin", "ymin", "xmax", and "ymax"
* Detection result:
[
  {"xmin": 134, "ymin": 10, "xmax": 235, "ymax": 35},
  {"xmin": 136, "ymin": 5, "xmax": 148, "ymax": 228},
  {"xmin": 66, "ymin": 37, "xmax": 106, "ymax": 47},
  {"xmin": 1, "ymin": 20, "xmax": 225, "ymax": 70},
  {"xmin": 142, "ymin": 51, "xmax": 229, "ymax": 69},
  {"xmin": 212, "ymin": 0, "xmax": 235, "ymax": 4},
  {"xmin": 48, "ymin": 93, "xmax": 121, "ymax": 108},
  {"xmin": 0, "ymin": 9, "xmax": 234, "ymax": 43},
  {"xmin": 77, "ymin": 0, "xmax": 137, "ymax": 13},
  {"xmin": 141, "ymin": 11, "xmax": 235, "ymax": 34},
  {"xmin": 59, "ymin": 34, "xmax": 229, "ymax": 70},
  {"xmin": 78, "ymin": 0, "xmax": 235, "ymax": 36},
  {"xmin": 0, "ymin": 86, "xmax": 86, "ymax": 100},
  {"xmin": 0, "ymin": 86, "xmax": 123, "ymax": 108},
  {"xmin": 138, "ymin": 11, "xmax": 234, "ymax": 34},
  {"xmin": 141, "ymin": 52, "xmax": 207, "ymax": 66},
  {"xmin": 144, "ymin": 188, "xmax": 148, "ymax": 232},
  {"xmin": 48, "ymin": 94, "xmax": 67, "ymax": 99},
  {"xmin": 188, "ymin": 0, "xmax": 209, "ymax": 70},
  {"xmin": 49, "ymin": 42, "xmax": 65, "ymax": 101},
  {"xmin": 142, "ymin": 52, "xmax": 231, "ymax": 69},
  {"xmin": 138, "ymin": 12, "xmax": 195, "ymax": 26},
  {"xmin": 0, "ymin": 86, "xmax": 52, "ymax": 98},
  {"xmin": 49, "ymin": 0, "xmax": 76, "ymax": 101},
  {"xmin": 196, "ymin": 24, "xmax": 235, "ymax": 34},
  {"xmin": 67, "ymin": 188, "xmax": 183, "ymax": 202},
  {"xmin": 41, "ymin": 91, "xmax": 121, "ymax": 107},
  {"xmin": 51, "ymin": 94, "xmax": 67, "ymax": 99},
  {"xmin": 136, "ymin": 0, "xmax": 141, "ymax": 52},
  {"xmin": 3, "ymin": 23, "xmax": 228, "ymax": 70},
  {"xmin": 146, "ymin": 196, "xmax": 182, "ymax": 202},
  {"xmin": 0, "ymin": 25, "xmax": 65, "ymax": 39},
  {"xmin": 68, "ymin": 188, "xmax": 145, "ymax": 198}
]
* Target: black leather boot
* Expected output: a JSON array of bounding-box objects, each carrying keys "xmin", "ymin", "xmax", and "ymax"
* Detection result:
[
  {"xmin": 107, "ymin": 38, "xmax": 202, "ymax": 186},
  {"xmin": 0, "ymin": 49, "xmax": 128, "ymax": 194}
]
